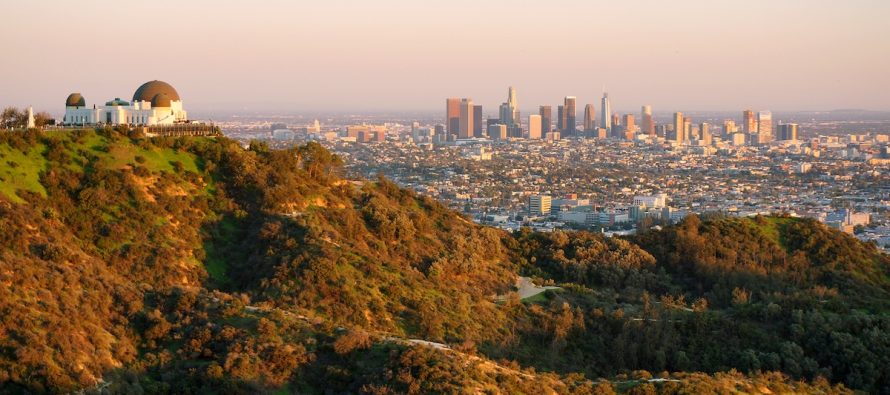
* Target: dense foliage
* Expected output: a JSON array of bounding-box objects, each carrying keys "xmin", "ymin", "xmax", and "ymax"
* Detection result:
[{"xmin": 0, "ymin": 129, "xmax": 880, "ymax": 393}]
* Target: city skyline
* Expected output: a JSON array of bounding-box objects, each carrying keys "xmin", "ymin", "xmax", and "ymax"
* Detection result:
[{"xmin": 2, "ymin": 1, "xmax": 889, "ymax": 113}]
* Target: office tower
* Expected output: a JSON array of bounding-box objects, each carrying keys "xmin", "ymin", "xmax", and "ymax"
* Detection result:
[
  {"xmin": 583, "ymin": 104, "xmax": 596, "ymax": 131},
  {"xmin": 539, "ymin": 105, "xmax": 552, "ymax": 133},
  {"xmin": 641, "ymin": 105, "xmax": 655, "ymax": 136},
  {"xmin": 700, "ymin": 122, "xmax": 712, "ymax": 145},
  {"xmin": 684, "ymin": 117, "xmax": 692, "ymax": 142},
  {"xmin": 528, "ymin": 114, "xmax": 542, "ymax": 139},
  {"xmin": 623, "ymin": 114, "xmax": 635, "ymax": 131},
  {"xmin": 488, "ymin": 123, "xmax": 507, "ymax": 140},
  {"xmin": 458, "ymin": 98, "xmax": 473, "ymax": 139},
  {"xmin": 564, "ymin": 96, "xmax": 576, "ymax": 135},
  {"xmin": 743, "ymin": 109, "xmax": 756, "ymax": 133},
  {"xmin": 529, "ymin": 195, "xmax": 552, "ymax": 216},
  {"xmin": 507, "ymin": 86, "xmax": 520, "ymax": 126},
  {"xmin": 557, "ymin": 105, "xmax": 565, "ymax": 132},
  {"xmin": 499, "ymin": 103, "xmax": 510, "ymax": 126},
  {"xmin": 621, "ymin": 114, "xmax": 635, "ymax": 140},
  {"xmin": 472, "ymin": 105, "xmax": 483, "ymax": 137},
  {"xmin": 446, "ymin": 98, "xmax": 460, "ymax": 136},
  {"xmin": 723, "ymin": 119, "xmax": 737, "ymax": 135},
  {"xmin": 499, "ymin": 86, "xmax": 520, "ymax": 127},
  {"xmin": 600, "ymin": 92, "xmax": 612, "ymax": 130},
  {"xmin": 777, "ymin": 123, "xmax": 799, "ymax": 141},
  {"xmin": 757, "ymin": 110, "xmax": 773, "ymax": 143},
  {"xmin": 673, "ymin": 112, "xmax": 684, "ymax": 143}
]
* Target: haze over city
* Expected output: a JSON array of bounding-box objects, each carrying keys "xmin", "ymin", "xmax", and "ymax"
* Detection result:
[{"xmin": 2, "ymin": 0, "xmax": 889, "ymax": 114}]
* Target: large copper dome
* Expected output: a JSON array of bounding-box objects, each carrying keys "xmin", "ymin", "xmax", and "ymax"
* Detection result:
[
  {"xmin": 132, "ymin": 80, "xmax": 180, "ymax": 102},
  {"xmin": 66, "ymin": 93, "xmax": 86, "ymax": 107},
  {"xmin": 151, "ymin": 93, "xmax": 172, "ymax": 108}
]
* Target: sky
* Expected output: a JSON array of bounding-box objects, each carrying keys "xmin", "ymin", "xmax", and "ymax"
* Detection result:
[{"xmin": 2, "ymin": 0, "xmax": 889, "ymax": 116}]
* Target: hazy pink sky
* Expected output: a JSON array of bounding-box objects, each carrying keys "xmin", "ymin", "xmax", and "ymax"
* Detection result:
[{"xmin": 2, "ymin": 0, "xmax": 889, "ymax": 115}]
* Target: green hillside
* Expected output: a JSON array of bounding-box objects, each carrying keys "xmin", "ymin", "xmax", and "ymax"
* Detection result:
[{"xmin": 1, "ymin": 129, "xmax": 884, "ymax": 394}]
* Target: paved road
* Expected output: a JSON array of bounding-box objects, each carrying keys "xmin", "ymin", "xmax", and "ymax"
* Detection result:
[{"xmin": 515, "ymin": 276, "xmax": 561, "ymax": 300}]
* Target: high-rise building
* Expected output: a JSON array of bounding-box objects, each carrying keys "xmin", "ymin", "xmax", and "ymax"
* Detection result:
[
  {"xmin": 446, "ymin": 98, "xmax": 460, "ymax": 137},
  {"xmin": 488, "ymin": 123, "xmax": 507, "ymax": 140},
  {"xmin": 700, "ymin": 122, "xmax": 712, "ymax": 145},
  {"xmin": 507, "ymin": 86, "xmax": 520, "ymax": 126},
  {"xmin": 473, "ymin": 105, "xmax": 483, "ymax": 137},
  {"xmin": 623, "ymin": 114, "xmax": 635, "ymax": 138},
  {"xmin": 459, "ymin": 98, "xmax": 473, "ymax": 139},
  {"xmin": 621, "ymin": 114, "xmax": 637, "ymax": 131},
  {"xmin": 673, "ymin": 112, "xmax": 684, "ymax": 144},
  {"xmin": 757, "ymin": 111, "xmax": 773, "ymax": 143},
  {"xmin": 557, "ymin": 105, "xmax": 565, "ymax": 132},
  {"xmin": 583, "ymin": 104, "xmax": 596, "ymax": 131},
  {"xmin": 723, "ymin": 119, "xmax": 737, "ymax": 135},
  {"xmin": 528, "ymin": 114, "xmax": 542, "ymax": 139},
  {"xmin": 777, "ymin": 123, "xmax": 799, "ymax": 141},
  {"xmin": 539, "ymin": 105, "xmax": 552, "ymax": 134},
  {"xmin": 529, "ymin": 195, "xmax": 552, "ymax": 216},
  {"xmin": 498, "ymin": 86, "xmax": 520, "ymax": 127},
  {"xmin": 564, "ymin": 96, "xmax": 576, "ymax": 135},
  {"xmin": 743, "ymin": 110, "xmax": 756, "ymax": 133},
  {"xmin": 600, "ymin": 92, "xmax": 612, "ymax": 130},
  {"xmin": 684, "ymin": 116, "xmax": 692, "ymax": 142},
  {"xmin": 641, "ymin": 105, "xmax": 654, "ymax": 136}
]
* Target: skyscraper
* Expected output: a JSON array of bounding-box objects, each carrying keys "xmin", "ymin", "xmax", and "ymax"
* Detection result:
[
  {"xmin": 743, "ymin": 110, "xmax": 756, "ymax": 133},
  {"xmin": 723, "ymin": 119, "xmax": 737, "ymax": 135},
  {"xmin": 446, "ymin": 98, "xmax": 460, "ymax": 137},
  {"xmin": 623, "ymin": 114, "xmax": 635, "ymax": 131},
  {"xmin": 564, "ymin": 96, "xmax": 576, "ymax": 135},
  {"xmin": 459, "ymin": 98, "xmax": 473, "ymax": 139},
  {"xmin": 507, "ymin": 86, "xmax": 520, "ymax": 126},
  {"xmin": 757, "ymin": 110, "xmax": 773, "ymax": 143},
  {"xmin": 473, "ymin": 105, "xmax": 483, "ymax": 137},
  {"xmin": 539, "ymin": 105, "xmax": 552, "ymax": 134},
  {"xmin": 684, "ymin": 116, "xmax": 692, "ymax": 142},
  {"xmin": 700, "ymin": 122, "xmax": 712, "ymax": 145},
  {"xmin": 528, "ymin": 114, "xmax": 542, "ymax": 139},
  {"xmin": 641, "ymin": 105, "xmax": 655, "ymax": 136},
  {"xmin": 583, "ymin": 104, "xmax": 596, "ymax": 131},
  {"xmin": 498, "ymin": 86, "xmax": 520, "ymax": 127},
  {"xmin": 623, "ymin": 114, "xmax": 636, "ymax": 140},
  {"xmin": 673, "ymin": 112, "xmax": 684, "ymax": 144},
  {"xmin": 777, "ymin": 123, "xmax": 798, "ymax": 141},
  {"xmin": 600, "ymin": 92, "xmax": 612, "ymax": 130},
  {"xmin": 557, "ymin": 105, "xmax": 565, "ymax": 132}
]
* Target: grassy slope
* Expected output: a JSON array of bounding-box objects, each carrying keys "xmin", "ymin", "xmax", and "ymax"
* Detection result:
[{"xmin": 0, "ymin": 141, "xmax": 47, "ymax": 202}]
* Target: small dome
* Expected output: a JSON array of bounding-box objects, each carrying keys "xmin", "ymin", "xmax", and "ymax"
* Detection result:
[
  {"xmin": 105, "ymin": 97, "xmax": 130, "ymax": 106},
  {"xmin": 133, "ymin": 80, "xmax": 180, "ymax": 102},
  {"xmin": 66, "ymin": 93, "xmax": 86, "ymax": 107},
  {"xmin": 151, "ymin": 93, "xmax": 172, "ymax": 108}
]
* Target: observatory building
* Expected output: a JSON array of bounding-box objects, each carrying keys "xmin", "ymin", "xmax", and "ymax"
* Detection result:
[{"xmin": 63, "ymin": 80, "xmax": 188, "ymax": 126}]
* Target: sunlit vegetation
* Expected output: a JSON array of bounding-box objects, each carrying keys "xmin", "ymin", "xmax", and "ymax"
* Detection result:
[{"xmin": 0, "ymin": 129, "xmax": 883, "ymax": 393}]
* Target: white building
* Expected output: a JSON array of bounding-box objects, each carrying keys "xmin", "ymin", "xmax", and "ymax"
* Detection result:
[
  {"xmin": 63, "ymin": 80, "xmax": 187, "ymax": 126},
  {"xmin": 633, "ymin": 194, "xmax": 668, "ymax": 208},
  {"xmin": 529, "ymin": 195, "xmax": 552, "ymax": 216}
]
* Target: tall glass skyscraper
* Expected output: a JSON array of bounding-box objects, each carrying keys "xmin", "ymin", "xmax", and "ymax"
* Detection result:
[
  {"xmin": 539, "ymin": 105, "xmax": 552, "ymax": 133},
  {"xmin": 564, "ymin": 96, "xmax": 576, "ymax": 135},
  {"xmin": 583, "ymin": 104, "xmax": 595, "ymax": 131},
  {"xmin": 600, "ymin": 92, "xmax": 611, "ymax": 130}
]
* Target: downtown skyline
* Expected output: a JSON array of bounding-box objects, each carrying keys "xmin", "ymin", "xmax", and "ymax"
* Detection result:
[{"xmin": 2, "ymin": 1, "xmax": 889, "ymax": 113}]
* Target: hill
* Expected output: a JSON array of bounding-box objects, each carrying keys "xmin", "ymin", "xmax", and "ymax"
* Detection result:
[{"xmin": 0, "ymin": 128, "xmax": 880, "ymax": 393}]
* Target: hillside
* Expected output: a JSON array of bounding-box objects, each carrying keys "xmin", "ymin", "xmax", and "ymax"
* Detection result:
[{"xmin": 0, "ymin": 128, "xmax": 881, "ymax": 394}]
